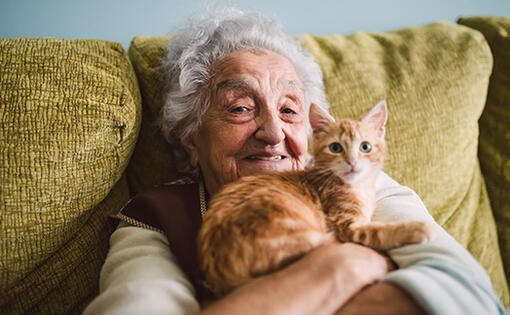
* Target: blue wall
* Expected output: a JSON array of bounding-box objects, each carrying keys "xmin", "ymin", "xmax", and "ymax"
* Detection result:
[{"xmin": 1, "ymin": 0, "xmax": 509, "ymax": 49}]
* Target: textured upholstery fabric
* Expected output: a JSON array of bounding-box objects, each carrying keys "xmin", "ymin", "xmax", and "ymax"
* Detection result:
[
  {"xmin": 458, "ymin": 16, "xmax": 510, "ymax": 294},
  {"xmin": 125, "ymin": 35, "xmax": 187, "ymax": 195},
  {"xmin": 126, "ymin": 21, "xmax": 509, "ymax": 306},
  {"xmin": 0, "ymin": 38, "xmax": 141, "ymax": 314}
]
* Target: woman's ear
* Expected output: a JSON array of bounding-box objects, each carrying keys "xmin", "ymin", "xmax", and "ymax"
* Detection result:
[
  {"xmin": 182, "ymin": 136, "xmax": 199, "ymax": 168},
  {"xmin": 309, "ymin": 103, "xmax": 335, "ymax": 138}
]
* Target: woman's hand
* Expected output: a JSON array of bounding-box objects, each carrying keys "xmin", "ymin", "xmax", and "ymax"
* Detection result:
[{"xmin": 199, "ymin": 241, "xmax": 392, "ymax": 315}]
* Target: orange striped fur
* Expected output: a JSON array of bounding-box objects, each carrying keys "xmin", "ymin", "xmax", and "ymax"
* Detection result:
[{"xmin": 198, "ymin": 101, "xmax": 434, "ymax": 296}]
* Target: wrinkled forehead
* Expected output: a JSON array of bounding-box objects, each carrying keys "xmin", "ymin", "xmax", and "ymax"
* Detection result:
[{"xmin": 211, "ymin": 48, "xmax": 305, "ymax": 92}]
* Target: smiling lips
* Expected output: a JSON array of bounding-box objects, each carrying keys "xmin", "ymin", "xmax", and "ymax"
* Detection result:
[{"xmin": 246, "ymin": 154, "xmax": 286, "ymax": 161}]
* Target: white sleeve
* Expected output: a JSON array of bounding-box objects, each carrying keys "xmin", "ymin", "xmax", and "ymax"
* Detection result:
[
  {"xmin": 83, "ymin": 221, "xmax": 200, "ymax": 315},
  {"xmin": 374, "ymin": 172, "xmax": 506, "ymax": 315}
]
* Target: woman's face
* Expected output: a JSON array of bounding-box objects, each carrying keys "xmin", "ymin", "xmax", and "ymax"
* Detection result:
[{"xmin": 185, "ymin": 49, "xmax": 308, "ymax": 195}]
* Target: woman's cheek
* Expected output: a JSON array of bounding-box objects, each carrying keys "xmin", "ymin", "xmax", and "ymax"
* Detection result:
[
  {"xmin": 285, "ymin": 124, "xmax": 308, "ymax": 158},
  {"xmin": 216, "ymin": 124, "xmax": 254, "ymax": 156}
]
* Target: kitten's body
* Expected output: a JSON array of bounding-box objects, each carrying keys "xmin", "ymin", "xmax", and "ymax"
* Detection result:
[{"xmin": 198, "ymin": 101, "xmax": 434, "ymax": 296}]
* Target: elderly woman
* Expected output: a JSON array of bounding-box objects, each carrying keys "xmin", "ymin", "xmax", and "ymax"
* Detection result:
[{"xmin": 84, "ymin": 7, "xmax": 505, "ymax": 315}]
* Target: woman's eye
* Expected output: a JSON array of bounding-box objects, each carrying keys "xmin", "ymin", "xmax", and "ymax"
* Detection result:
[
  {"xmin": 281, "ymin": 108, "xmax": 296, "ymax": 114},
  {"xmin": 231, "ymin": 106, "xmax": 249, "ymax": 113},
  {"xmin": 329, "ymin": 142, "xmax": 343, "ymax": 153},
  {"xmin": 360, "ymin": 141, "xmax": 372, "ymax": 153}
]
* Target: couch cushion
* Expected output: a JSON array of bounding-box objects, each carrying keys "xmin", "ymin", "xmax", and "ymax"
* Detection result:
[
  {"xmin": 126, "ymin": 22, "xmax": 508, "ymax": 305},
  {"xmin": 300, "ymin": 21, "xmax": 508, "ymax": 307},
  {"xmin": 125, "ymin": 35, "xmax": 185, "ymax": 194},
  {"xmin": 458, "ymin": 16, "xmax": 510, "ymax": 298},
  {"xmin": 0, "ymin": 38, "xmax": 141, "ymax": 314}
]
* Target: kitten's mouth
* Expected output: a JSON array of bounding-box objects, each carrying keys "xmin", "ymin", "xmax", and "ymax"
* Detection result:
[
  {"xmin": 344, "ymin": 168, "xmax": 358, "ymax": 175},
  {"xmin": 247, "ymin": 155, "xmax": 285, "ymax": 161}
]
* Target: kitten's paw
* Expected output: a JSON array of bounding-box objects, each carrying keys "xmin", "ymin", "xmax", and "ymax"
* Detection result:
[{"xmin": 407, "ymin": 221, "xmax": 436, "ymax": 244}]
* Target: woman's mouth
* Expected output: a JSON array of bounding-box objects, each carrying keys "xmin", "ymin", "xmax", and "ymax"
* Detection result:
[
  {"xmin": 238, "ymin": 153, "xmax": 293, "ymax": 175},
  {"xmin": 247, "ymin": 155, "xmax": 285, "ymax": 161}
]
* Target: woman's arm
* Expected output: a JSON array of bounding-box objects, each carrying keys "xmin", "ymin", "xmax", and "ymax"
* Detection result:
[
  {"xmin": 199, "ymin": 242, "xmax": 390, "ymax": 315},
  {"xmin": 85, "ymin": 222, "xmax": 392, "ymax": 315},
  {"xmin": 88, "ymin": 170, "xmax": 504, "ymax": 315},
  {"xmin": 337, "ymin": 283, "xmax": 427, "ymax": 315},
  {"xmin": 83, "ymin": 222, "xmax": 200, "ymax": 315},
  {"xmin": 356, "ymin": 172, "xmax": 507, "ymax": 315}
]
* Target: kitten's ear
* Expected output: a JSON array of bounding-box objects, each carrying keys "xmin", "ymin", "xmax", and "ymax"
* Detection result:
[
  {"xmin": 362, "ymin": 100, "xmax": 388, "ymax": 138},
  {"xmin": 309, "ymin": 103, "xmax": 335, "ymax": 138}
]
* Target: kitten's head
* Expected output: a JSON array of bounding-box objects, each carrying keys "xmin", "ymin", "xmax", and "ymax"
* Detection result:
[{"xmin": 309, "ymin": 101, "xmax": 387, "ymax": 184}]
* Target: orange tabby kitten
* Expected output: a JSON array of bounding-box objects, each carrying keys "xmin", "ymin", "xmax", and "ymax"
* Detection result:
[{"xmin": 198, "ymin": 101, "xmax": 434, "ymax": 296}]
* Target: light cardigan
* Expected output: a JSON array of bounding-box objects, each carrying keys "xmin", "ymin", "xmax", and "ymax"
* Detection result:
[{"xmin": 84, "ymin": 172, "xmax": 506, "ymax": 315}]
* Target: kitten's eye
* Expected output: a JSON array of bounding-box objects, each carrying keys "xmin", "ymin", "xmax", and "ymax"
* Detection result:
[
  {"xmin": 360, "ymin": 141, "xmax": 372, "ymax": 153},
  {"xmin": 329, "ymin": 142, "xmax": 343, "ymax": 153}
]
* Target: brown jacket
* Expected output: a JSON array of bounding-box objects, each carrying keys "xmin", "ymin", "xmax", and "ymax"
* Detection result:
[{"xmin": 113, "ymin": 181, "xmax": 215, "ymax": 301}]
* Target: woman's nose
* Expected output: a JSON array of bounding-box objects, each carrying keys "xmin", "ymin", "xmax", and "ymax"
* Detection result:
[{"xmin": 254, "ymin": 111, "xmax": 285, "ymax": 145}]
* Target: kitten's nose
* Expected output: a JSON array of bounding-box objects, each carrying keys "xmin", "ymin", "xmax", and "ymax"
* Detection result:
[{"xmin": 347, "ymin": 160, "xmax": 357, "ymax": 168}]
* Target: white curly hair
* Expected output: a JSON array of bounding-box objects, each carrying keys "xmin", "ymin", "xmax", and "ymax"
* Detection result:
[{"xmin": 159, "ymin": 7, "xmax": 329, "ymax": 173}]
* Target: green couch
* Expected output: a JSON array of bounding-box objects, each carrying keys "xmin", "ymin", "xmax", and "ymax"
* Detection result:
[{"xmin": 1, "ymin": 16, "xmax": 509, "ymax": 314}]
